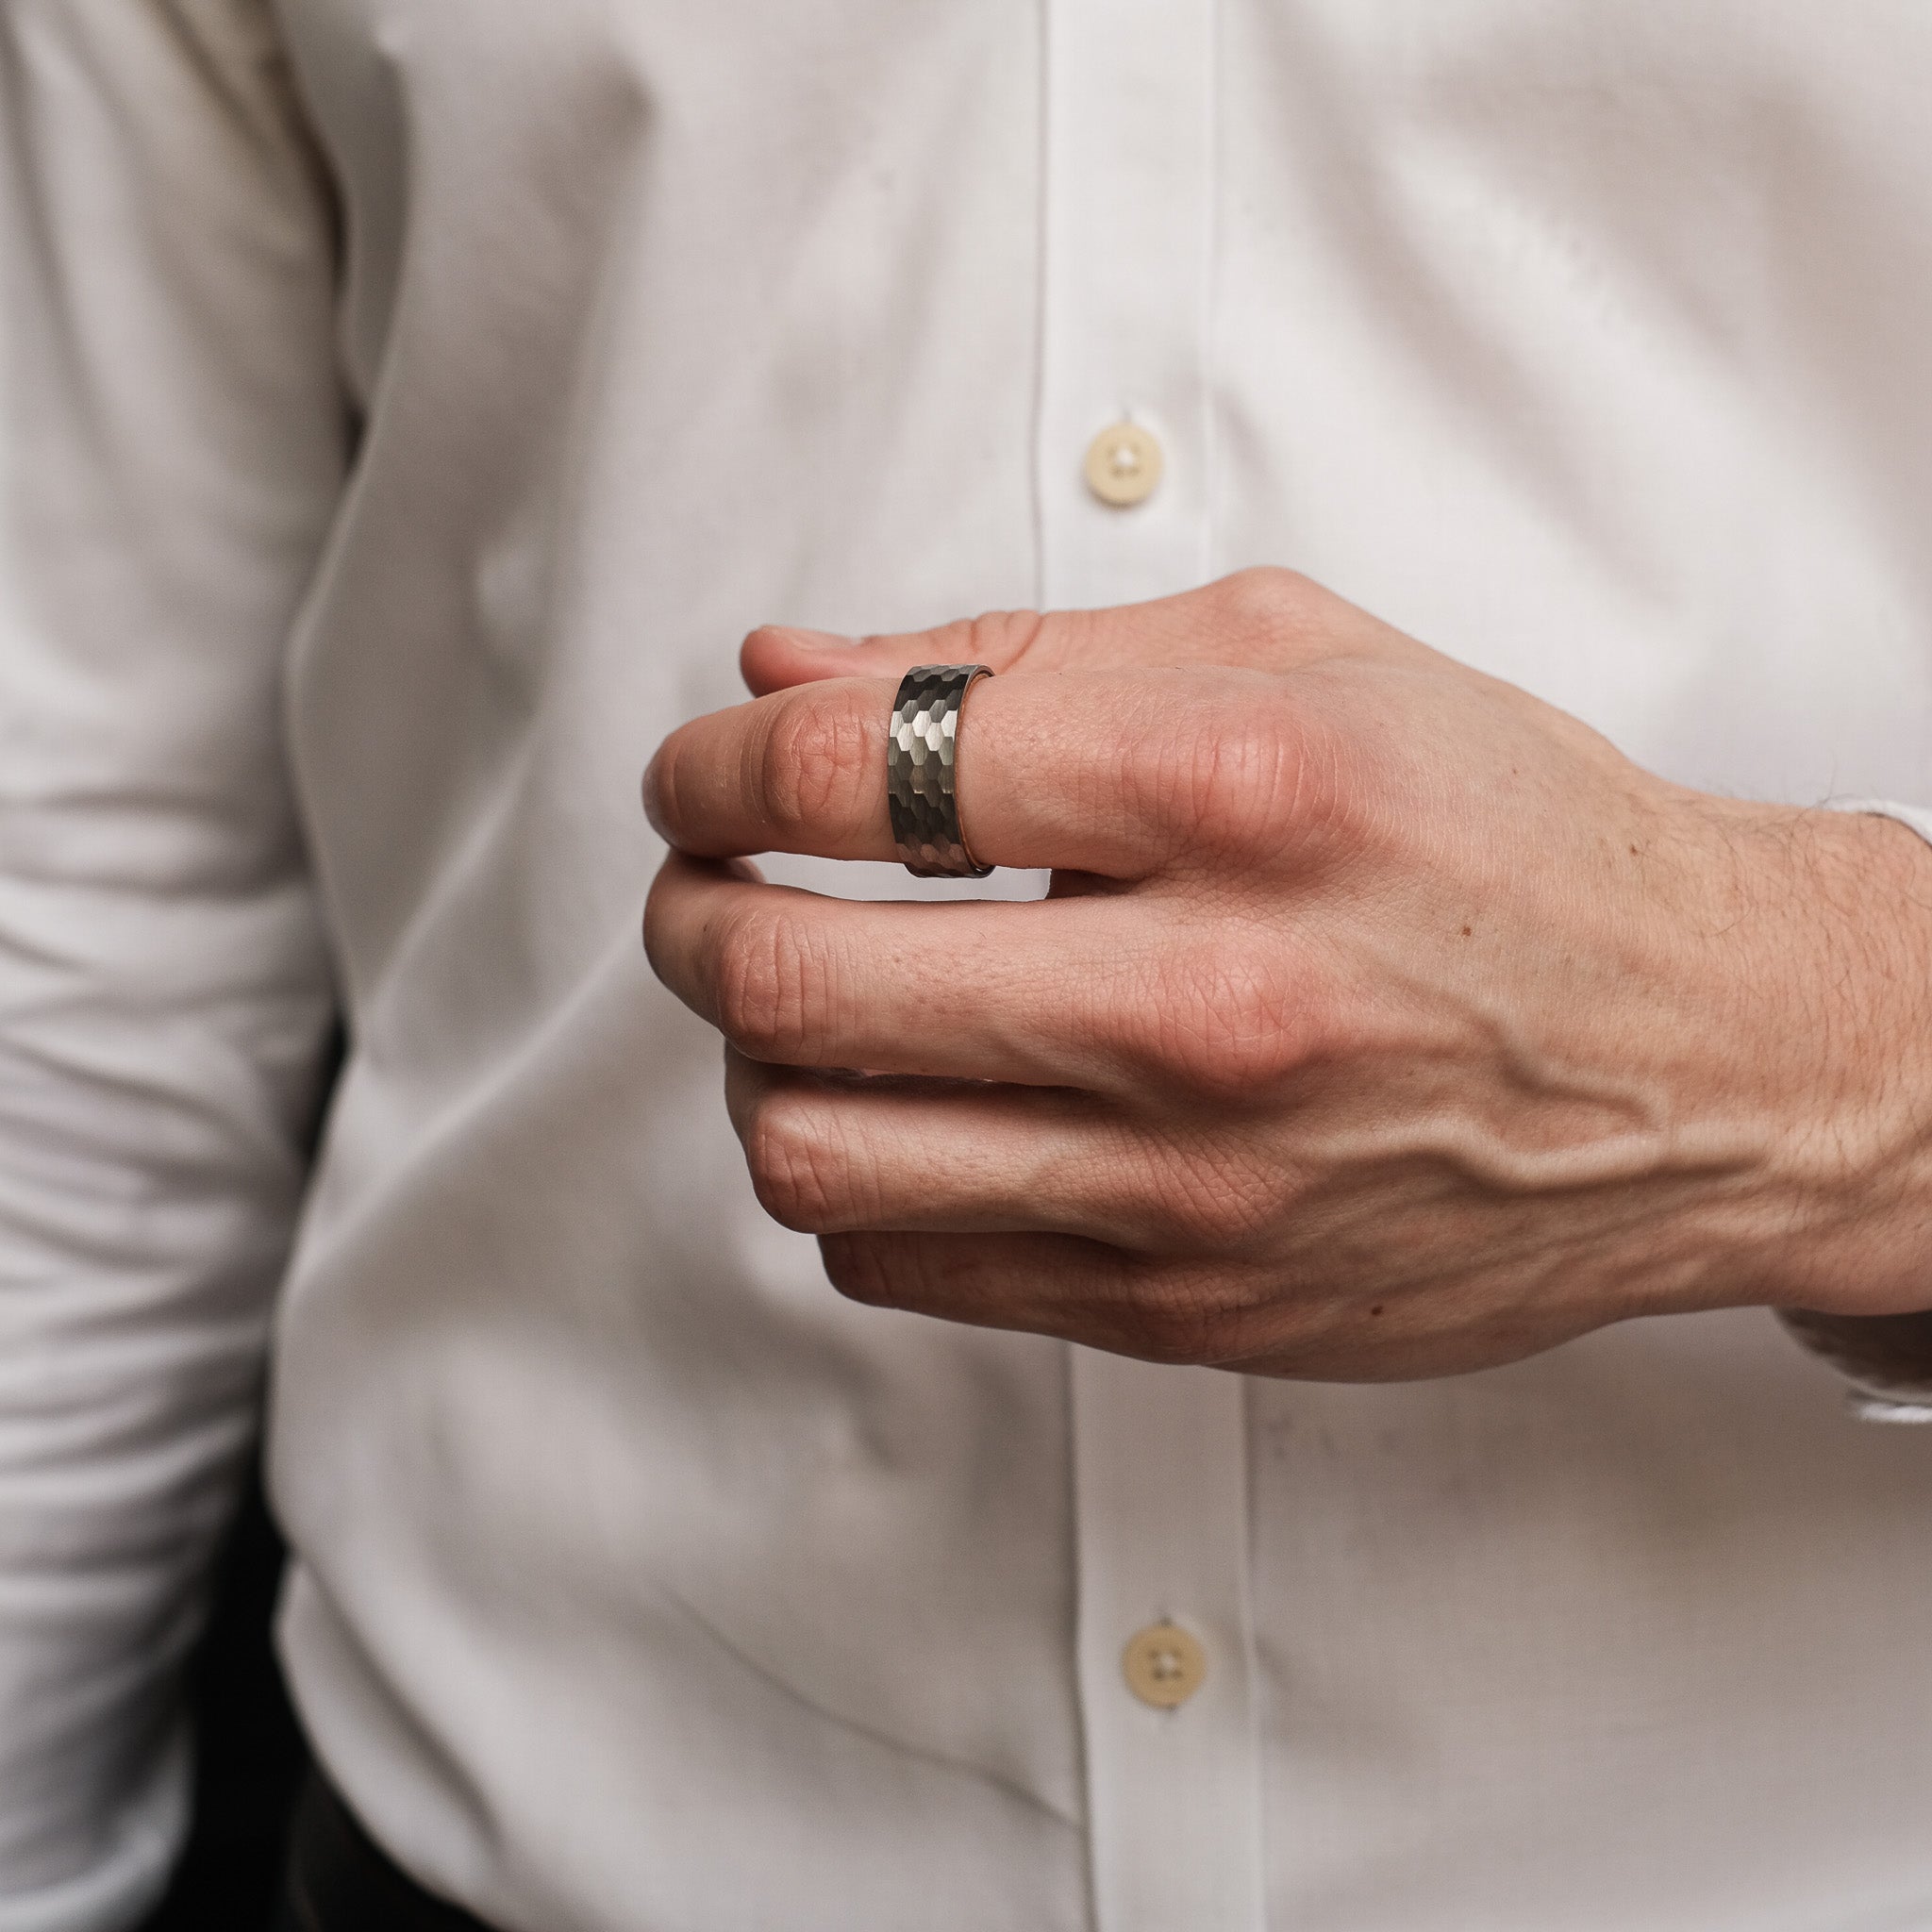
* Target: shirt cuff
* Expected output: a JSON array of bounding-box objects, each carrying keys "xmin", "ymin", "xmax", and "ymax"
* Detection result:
[{"xmin": 1774, "ymin": 798, "xmax": 1932, "ymax": 1422}]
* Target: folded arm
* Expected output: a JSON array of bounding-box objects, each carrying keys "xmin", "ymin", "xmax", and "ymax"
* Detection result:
[{"xmin": 1, "ymin": 6, "xmax": 345, "ymax": 1924}]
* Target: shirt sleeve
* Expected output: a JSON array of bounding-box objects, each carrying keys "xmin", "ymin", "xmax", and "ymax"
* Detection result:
[
  {"xmin": 1774, "ymin": 800, "xmax": 1932, "ymax": 1423},
  {"xmin": 0, "ymin": 5, "xmax": 346, "ymax": 1926}
]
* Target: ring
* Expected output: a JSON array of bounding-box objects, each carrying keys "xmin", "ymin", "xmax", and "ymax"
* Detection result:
[{"xmin": 887, "ymin": 664, "xmax": 995, "ymax": 877}]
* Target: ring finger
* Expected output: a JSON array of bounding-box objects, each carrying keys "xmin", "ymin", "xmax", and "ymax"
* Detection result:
[{"xmin": 724, "ymin": 1049, "xmax": 1207, "ymax": 1248}]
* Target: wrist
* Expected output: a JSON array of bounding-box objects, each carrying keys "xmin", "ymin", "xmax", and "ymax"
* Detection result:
[{"xmin": 1718, "ymin": 806, "xmax": 1932, "ymax": 1317}]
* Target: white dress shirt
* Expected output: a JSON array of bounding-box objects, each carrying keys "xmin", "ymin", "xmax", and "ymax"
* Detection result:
[{"xmin": 6, "ymin": 4, "xmax": 1932, "ymax": 1929}]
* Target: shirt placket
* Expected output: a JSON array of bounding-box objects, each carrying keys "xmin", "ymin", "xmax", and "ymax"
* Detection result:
[{"xmin": 1036, "ymin": 2, "xmax": 1267, "ymax": 1929}]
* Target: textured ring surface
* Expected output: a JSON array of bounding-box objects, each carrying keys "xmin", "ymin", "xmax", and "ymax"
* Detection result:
[{"xmin": 887, "ymin": 664, "xmax": 995, "ymax": 877}]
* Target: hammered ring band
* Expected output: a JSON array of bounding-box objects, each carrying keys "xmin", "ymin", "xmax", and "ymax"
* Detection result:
[{"xmin": 887, "ymin": 664, "xmax": 995, "ymax": 877}]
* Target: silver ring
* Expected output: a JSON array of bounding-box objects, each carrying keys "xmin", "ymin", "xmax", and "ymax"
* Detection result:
[{"xmin": 887, "ymin": 664, "xmax": 994, "ymax": 877}]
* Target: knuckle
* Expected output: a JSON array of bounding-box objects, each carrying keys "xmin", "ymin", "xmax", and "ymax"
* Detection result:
[
  {"xmin": 642, "ymin": 735, "xmax": 698, "ymax": 849},
  {"xmin": 1116, "ymin": 943, "xmax": 1323, "ymax": 1100},
  {"xmin": 709, "ymin": 905, "xmax": 823, "ymax": 1061},
  {"xmin": 742, "ymin": 1090, "xmax": 847, "ymax": 1232},
  {"xmin": 753, "ymin": 691, "xmax": 873, "ymax": 837},
  {"xmin": 1212, "ymin": 565, "xmax": 1325, "ymax": 645}
]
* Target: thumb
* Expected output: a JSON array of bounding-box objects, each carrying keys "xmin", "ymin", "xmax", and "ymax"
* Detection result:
[
  {"xmin": 738, "ymin": 609, "xmax": 1057, "ymax": 698},
  {"xmin": 739, "ymin": 571, "xmax": 1417, "ymax": 697}
]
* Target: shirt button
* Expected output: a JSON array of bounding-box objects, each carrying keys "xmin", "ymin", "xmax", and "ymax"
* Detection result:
[
  {"xmin": 1121, "ymin": 1621, "xmax": 1208, "ymax": 1708},
  {"xmin": 1084, "ymin": 421, "xmax": 1163, "ymax": 508}
]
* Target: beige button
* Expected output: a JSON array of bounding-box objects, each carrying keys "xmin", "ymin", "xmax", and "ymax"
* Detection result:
[
  {"xmin": 1122, "ymin": 1621, "xmax": 1208, "ymax": 1709},
  {"xmin": 1084, "ymin": 421, "xmax": 1163, "ymax": 508}
]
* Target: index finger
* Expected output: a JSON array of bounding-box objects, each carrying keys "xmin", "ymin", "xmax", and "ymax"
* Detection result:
[{"xmin": 642, "ymin": 667, "xmax": 1293, "ymax": 875}]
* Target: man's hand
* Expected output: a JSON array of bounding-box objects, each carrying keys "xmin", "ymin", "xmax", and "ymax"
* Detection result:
[{"xmin": 643, "ymin": 570, "xmax": 1932, "ymax": 1379}]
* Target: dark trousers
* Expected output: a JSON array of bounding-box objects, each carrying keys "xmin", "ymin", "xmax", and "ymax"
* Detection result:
[{"xmin": 276, "ymin": 1772, "xmax": 494, "ymax": 1932}]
